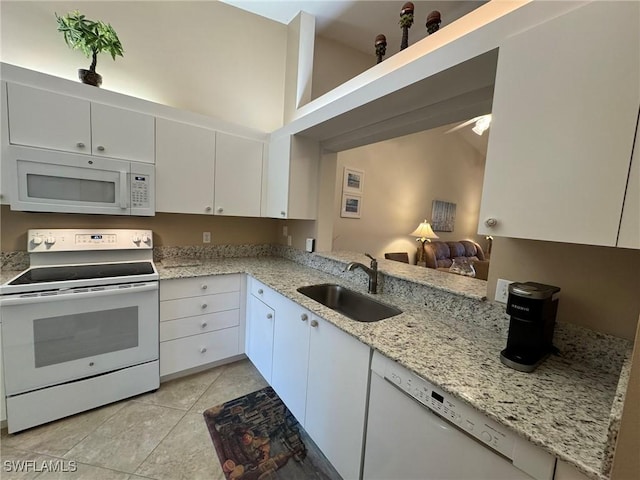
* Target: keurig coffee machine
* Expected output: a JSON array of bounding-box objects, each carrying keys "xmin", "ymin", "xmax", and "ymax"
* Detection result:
[{"xmin": 500, "ymin": 282, "xmax": 561, "ymax": 372}]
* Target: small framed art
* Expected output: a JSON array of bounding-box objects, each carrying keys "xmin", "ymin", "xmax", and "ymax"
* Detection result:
[{"xmin": 341, "ymin": 193, "xmax": 362, "ymax": 218}]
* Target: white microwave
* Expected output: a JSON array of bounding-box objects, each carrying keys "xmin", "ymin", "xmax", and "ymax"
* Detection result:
[{"xmin": 7, "ymin": 145, "xmax": 155, "ymax": 216}]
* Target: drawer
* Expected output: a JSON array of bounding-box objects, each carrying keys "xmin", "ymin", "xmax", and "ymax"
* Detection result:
[
  {"xmin": 160, "ymin": 274, "xmax": 241, "ymax": 301},
  {"xmin": 160, "ymin": 292, "xmax": 240, "ymax": 321},
  {"xmin": 249, "ymin": 278, "xmax": 279, "ymax": 307},
  {"xmin": 160, "ymin": 310, "xmax": 239, "ymax": 342},
  {"xmin": 160, "ymin": 327, "xmax": 239, "ymax": 377}
]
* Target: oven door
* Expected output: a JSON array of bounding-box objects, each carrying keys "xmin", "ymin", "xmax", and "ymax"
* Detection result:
[
  {"xmin": 9, "ymin": 145, "xmax": 135, "ymax": 215},
  {"xmin": 0, "ymin": 282, "xmax": 159, "ymax": 396}
]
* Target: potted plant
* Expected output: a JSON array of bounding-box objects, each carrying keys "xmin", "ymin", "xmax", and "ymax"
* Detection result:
[{"xmin": 55, "ymin": 10, "xmax": 124, "ymax": 87}]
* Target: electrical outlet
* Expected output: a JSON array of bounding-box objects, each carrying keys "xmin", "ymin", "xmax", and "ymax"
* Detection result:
[
  {"xmin": 287, "ymin": 235, "xmax": 292, "ymax": 246},
  {"xmin": 202, "ymin": 232, "xmax": 211, "ymax": 243},
  {"xmin": 283, "ymin": 226, "xmax": 288, "ymax": 237},
  {"xmin": 495, "ymin": 278, "xmax": 513, "ymax": 303}
]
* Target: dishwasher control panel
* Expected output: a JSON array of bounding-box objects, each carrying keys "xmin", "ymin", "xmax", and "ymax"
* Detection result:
[{"xmin": 380, "ymin": 355, "xmax": 516, "ymax": 460}]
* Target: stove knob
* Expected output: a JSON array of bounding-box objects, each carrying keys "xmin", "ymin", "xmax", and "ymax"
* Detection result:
[
  {"xmin": 141, "ymin": 234, "xmax": 151, "ymax": 244},
  {"xmin": 132, "ymin": 235, "xmax": 141, "ymax": 244},
  {"xmin": 32, "ymin": 236, "xmax": 43, "ymax": 246},
  {"xmin": 481, "ymin": 431, "xmax": 492, "ymax": 443},
  {"xmin": 45, "ymin": 237, "xmax": 56, "ymax": 245}
]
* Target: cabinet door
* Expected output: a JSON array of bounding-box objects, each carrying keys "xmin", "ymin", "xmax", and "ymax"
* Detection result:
[
  {"xmin": 265, "ymin": 135, "xmax": 290, "ymax": 219},
  {"xmin": 265, "ymin": 134, "xmax": 319, "ymax": 220},
  {"xmin": 156, "ymin": 118, "xmax": 215, "ymax": 214},
  {"xmin": 478, "ymin": 2, "xmax": 639, "ymax": 246},
  {"xmin": 7, "ymin": 83, "xmax": 91, "ymax": 154},
  {"xmin": 214, "ymin": 132, "xmax": 263, "ymax": 217},
  {"xmin": 246, "ymin": 295, "xmax": 274, "ymax": 383},
  {"xmin": 617, "ymin": 115, "xmax": 639, "ymax": 249},
  {"xmin": 91, "ymin": 103, "xmax": 155, "ymax": 163},
  {"xmin": 271, "ymin": 295, "xmax": 310, "ymax": 424},
  {"xmin": 305, "ymin": 315, "xmax": 370, "ymax": 480}
]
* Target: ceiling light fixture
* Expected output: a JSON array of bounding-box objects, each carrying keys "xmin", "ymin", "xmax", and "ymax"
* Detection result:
[{"xmin": 472, "ymin": 114, "xmax": 492, "ymax": 136}]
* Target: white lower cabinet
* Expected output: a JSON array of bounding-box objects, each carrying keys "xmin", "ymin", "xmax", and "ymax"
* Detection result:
[
  {"xmin": 0, "ymin": 325, "xmax": 5, "ymax": 422},
  {"xmin": 159, "ymin": 274, "xmax": 241, "ymax": 377},
  {"xmin": 246, "ymin": 278, "xmax": 371, "ymax": 480},
  {"xmin": 246, "ymin": 294, "xmax": 275, "ymax": 383}
]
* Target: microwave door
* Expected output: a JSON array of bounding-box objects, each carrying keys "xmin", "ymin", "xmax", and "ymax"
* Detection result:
[{"xmin": 10, "ymin": 146, "xmax": 132, "ymax": 215}]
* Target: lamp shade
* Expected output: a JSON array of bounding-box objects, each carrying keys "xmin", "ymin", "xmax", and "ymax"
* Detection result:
[{"xmin": 410, "ymin": 220, "xmax": 439, "ymax": 240}]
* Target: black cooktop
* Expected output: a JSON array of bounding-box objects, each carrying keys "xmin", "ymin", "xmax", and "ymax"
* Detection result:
[{"xmin": 9, "ymin": 262, "xmax": 155, "ymax": 285}]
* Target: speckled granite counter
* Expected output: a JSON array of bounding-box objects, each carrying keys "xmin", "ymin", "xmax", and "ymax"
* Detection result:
[
  {"xmin": 1, "ymin": 249, "xmax": 631, "ymax": 479},
  {"xmin": 155, "ymin": 255, "xmax": 632, "ymax": 480}
]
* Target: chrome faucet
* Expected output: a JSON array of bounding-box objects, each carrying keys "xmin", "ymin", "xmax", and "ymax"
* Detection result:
[{"xmin": 346, "ymin": 253, "xmax": 378, "ymax": 294}]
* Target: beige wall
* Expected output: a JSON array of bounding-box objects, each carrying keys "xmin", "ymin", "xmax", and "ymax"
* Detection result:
[
  {"xmin": 0, "ymin": 206, "xmax": 279, "ymax": 251},
  {"xmin": 332, "ymin": 125, "xmax": 486, "ymax": 262},
  {"xmin": 0, "ymin": 1, "xmax": 287, "ymax": 132},
  {"xmin": 487, "ymin": 237, "xmax": 640, "ymax": 340},
  {"xmin": 312, "ymin": 35, "xmax": 375, "ymax": 100},
  {"xmin": 611, "ymin": 317, "xmax": 640, "ymax": 479}
]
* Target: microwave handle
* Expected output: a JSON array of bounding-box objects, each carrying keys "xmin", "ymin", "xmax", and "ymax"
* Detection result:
[{"xmin": 120, "ymin": 171, "xmax": 129, "ymax": 209}]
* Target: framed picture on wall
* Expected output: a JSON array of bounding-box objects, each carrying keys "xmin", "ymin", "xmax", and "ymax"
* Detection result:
[
  {"xmin": 343, "ymin": 167, "xmax": 364, "ymax": 194},
  {"xmin": 431, "ymin": 200, "xmax": 456, "ymax": 232},
  {"xmin": 341, "ymin": 193, "xmax": 362, "ymax": 218}
]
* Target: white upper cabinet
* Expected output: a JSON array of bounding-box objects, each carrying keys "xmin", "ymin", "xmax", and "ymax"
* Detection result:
[
  {"xmin": 91, "ymin": 103, "xmax": 155, "ymax": 163},
  {"xmin": 7, "ymin": 83, "xmax": 91, "ymax": 154},
  {"xmin": 214, "ymin": 132, "xmax": 264, "ymax": 217},
  {"xmin": 478, "ymin": 2, "xmax": 639, "ymax": 246},
  {"xmin": 265, "ymin": 134, "xmax": 318, "ymax": 220},
  {"xmin": 6, "ymin": 83, "xmax": 155, "ymax": 164},
  {"xmin": 617, "ymin": 116, "xmax": 640, "ymax": 249},
  {"xmin": 156, "ymin": 118, "xmax": 216, "ymax": 214}
]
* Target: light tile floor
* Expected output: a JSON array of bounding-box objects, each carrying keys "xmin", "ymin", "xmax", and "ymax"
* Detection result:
[{"xmin": 1, "ymin": 359, "xmax": 268, "ymax": 480}]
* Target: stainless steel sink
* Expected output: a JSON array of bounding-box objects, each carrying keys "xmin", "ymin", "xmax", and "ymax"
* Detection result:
[{"xmin": 297, "ymin": 284, "xmax": 402, "ymax": 322}]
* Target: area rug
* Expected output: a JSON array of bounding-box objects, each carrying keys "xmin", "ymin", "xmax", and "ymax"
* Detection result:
[{"xmin": 203, "ymin": 386, "xmax": 341, "ymax": 480}]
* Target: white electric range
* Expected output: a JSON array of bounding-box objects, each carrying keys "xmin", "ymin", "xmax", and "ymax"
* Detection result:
[{"xmin": 0, "ymin": 229, "xmax": 159, "ymax": 433}]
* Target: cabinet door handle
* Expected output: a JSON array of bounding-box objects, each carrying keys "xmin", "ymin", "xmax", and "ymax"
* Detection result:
[
  {"xmin": 201, "ymin": 284, "xmax": 208, "ymax": 290},
  {"xmin": 310, "ymin": 320, "xmax": 318, "ymax": 328},
  {"xmin": 267, "ymin": 313, "xmax": 273, "ymax": 319},
  {"xmin": 97, "ymin": 145, "xmax": 105, "ymax": 152},
  {"xmin": 76, "ymin": 142, "xmax": 85, "ymax": 149},
  {"xmin": 205, "ymin": 206, "xmax": 212, "ymax": 212},
  {"xmin": 484, "ymin": 218, "xmax": 498, "ymax": 228},
  {"xmin": 217, "ymin": 207, "xmax": 224, "ymax": 213},
  {"xmin": 300, "ymin": 313, "xmax": 308, "ymax": 322},
  {"xmin": 200, "ymin": 347, "xmax": 207, "ymax": 354},
  {"xmin": 201, "ymin": 321, "xmax": 208, "ymax": 328},
  {"xmin": 257, "ymin": 289, "xmax": 263, "ymax": 294},
  {"xmin": 201, "ymin": 303, "xmax": 208, "ymax": 309},
  {"xmin": 281, "ymin": 211, "xmax": 286, "ymax": 217}
]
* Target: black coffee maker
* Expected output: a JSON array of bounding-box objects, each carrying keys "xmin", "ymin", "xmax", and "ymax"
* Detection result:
[{"xmin": 500, "ymin": 282, "xmax": 561, "ymax": 372}]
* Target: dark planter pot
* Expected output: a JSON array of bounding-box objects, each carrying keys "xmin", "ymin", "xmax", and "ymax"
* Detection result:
[{"xmin": 78, "ymin": 69, "xmax": 102, "ymax": 87}]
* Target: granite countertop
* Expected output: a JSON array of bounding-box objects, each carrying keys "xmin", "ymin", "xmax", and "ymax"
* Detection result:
[
  {"xmin": 156, "ymin": 256, "xmax": 630, "ymax": 480},
  {"xmin": 0, "ymin": 254, "xmax": 628, "ymax": 479}
]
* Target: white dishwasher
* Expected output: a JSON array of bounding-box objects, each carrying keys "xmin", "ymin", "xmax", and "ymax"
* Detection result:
[{"xmin": 363, "ymin": 351, "xmax": 556, "ymax": 480}]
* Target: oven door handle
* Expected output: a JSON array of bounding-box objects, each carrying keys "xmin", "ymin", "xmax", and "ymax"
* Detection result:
[{"xmin": 0, "ymin": 282, "xmax": 158, "ymax": 306}]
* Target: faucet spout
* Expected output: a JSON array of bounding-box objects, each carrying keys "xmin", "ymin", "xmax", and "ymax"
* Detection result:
[{"xmin": 345, "ymin": 254, "xmax": 378, "ymax": 294}]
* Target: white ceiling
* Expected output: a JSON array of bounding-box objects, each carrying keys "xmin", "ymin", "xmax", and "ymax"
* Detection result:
[{"xmin": 221, "ymin": 1, "xmax": 487, "ymax": 56}]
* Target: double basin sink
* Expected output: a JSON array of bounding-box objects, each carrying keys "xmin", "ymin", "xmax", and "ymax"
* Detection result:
[{"xmin": 297, "ymin": 284, "xmax": 402, "ymax": 322}]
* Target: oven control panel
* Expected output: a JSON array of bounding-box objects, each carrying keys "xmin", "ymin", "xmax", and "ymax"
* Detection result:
[
  {"xmin": 376, "ymin": 352, "xmax": 516, "ymax": 460},
  {"xmin": 28, "ymin": 229, "xmax": 154, "ymax": 252}
]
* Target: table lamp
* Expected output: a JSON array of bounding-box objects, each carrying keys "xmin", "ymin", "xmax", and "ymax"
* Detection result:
[{"xmin": 410, "ymin": 220, "xmax": 439, "ymax": 265}]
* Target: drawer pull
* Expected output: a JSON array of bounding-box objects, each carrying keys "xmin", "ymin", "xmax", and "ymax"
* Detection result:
[
  {"xmin": 201, "ymin": 321, "xmax": 208, "ymax": 328},
  {"xmin": 201, "ymin": 303, "xmax": 208, "ymax": 309},
  {"xmin": 310, "ymin": 320, "xmax": 318, "ymax": 328},
  {"xmin": 97, "ymin": 145, "xmax": 105, "ymax": 152},
  {"xmin": 267, "ymin": 313, "xmax": 273, "ymax": 319},
  {"xmin": 200, "ymin": 347, "xmax": 207, "ymax": 354},
  {"xmin": 76, "ymin": 142, "xmax": 85, "ymax": 148},
  {"xmin": 201, "ymin": 284, "xmax": 208, "ymax": 290},
  {"xmin": 257, "ymin": 289, "xmax": 264, "ymax": 294},
  {"xmin": 300, "ymin": 313, "xmax": 308, "ymax": 322}
]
